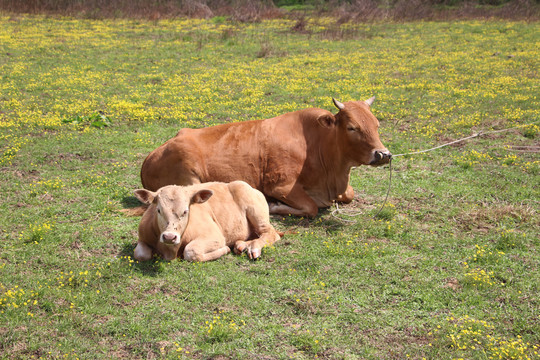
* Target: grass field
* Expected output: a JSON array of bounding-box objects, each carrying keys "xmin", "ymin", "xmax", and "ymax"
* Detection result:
[{"xmin": 1, "ymin": 14, "xmax": 539, "ymax": 359}]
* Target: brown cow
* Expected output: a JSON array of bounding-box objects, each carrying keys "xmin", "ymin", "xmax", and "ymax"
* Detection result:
[
  {"xmin": 141, "ymin": 98, "xmax": 391, "ymax": 218},
  {"xmin": 133, "ymin": 181, "xmax": 280, "ymax": 262}
]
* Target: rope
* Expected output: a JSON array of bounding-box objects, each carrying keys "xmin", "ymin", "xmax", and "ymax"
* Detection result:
[
  {"xmin": 331, "ymin": 159, "xmax": 393, "ymax": 222},
  {"xmin": 393, "ymin": 122, "xmax": 538, "ymax": 157},
  {"xmin": 392, "ymin": 132, "xmax": 484, "ymax": 157},
  {"xmin": 372, "ymin": 159, "xmax": 393, "ymax": 219},
  {"xmin": 330, "ymin": 121, "xmax": 538, "ymax": 223}
]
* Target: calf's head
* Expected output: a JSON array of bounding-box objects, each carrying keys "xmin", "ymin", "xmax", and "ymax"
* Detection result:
[
  {"xmin": 134, "ymin": 185, "xmax": 213, "ymax": 259},
  {"xmin": 323, "ymin": 97, "xmax": 391, "ymax": 166}
]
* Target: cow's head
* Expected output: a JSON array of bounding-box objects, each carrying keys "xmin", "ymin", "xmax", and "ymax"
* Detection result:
[
  {"xmin": 134, "ymin": 185, "xmax": 213, "ymax": 258},
  {"xmin": 323, "ymin": 97, "xmax": 391, "ymax": 166}
]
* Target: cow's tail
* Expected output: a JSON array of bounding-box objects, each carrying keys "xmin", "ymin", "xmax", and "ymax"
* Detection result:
[{"xmin": 119, "ymin": 204, "xmax": 149, "ymax": 217}]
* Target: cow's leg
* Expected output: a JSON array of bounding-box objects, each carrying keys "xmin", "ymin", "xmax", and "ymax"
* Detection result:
[
  {"xmin": 267, "ymin": 184, "xmax": 319, "ymax": 218},
  {"xmin": 183, "ymin": 236, "xmax": 231, "ymax": 262},
  {"xmin": 336, "ymin": 184, "xmax": 354, "ymax": 204}
]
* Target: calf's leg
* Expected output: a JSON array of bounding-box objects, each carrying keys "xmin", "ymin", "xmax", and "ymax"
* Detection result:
[
  {"xmin": 234, "ymin": 224, "xmax": 280, "ymax": 260},
  {"xmin": 234, "ymin": 238, "xmax": 269, "ymax": 259},
  {"xmin": 235, "ymin": 189, "xmax": 281, "ymax": 259},
  {"xmin": 183, "ymin": 236, "xmax": 230, "ymax": 262},
  {"xmin": 134, "ymin": 242, "xmax": 153, "ymax": 261}
]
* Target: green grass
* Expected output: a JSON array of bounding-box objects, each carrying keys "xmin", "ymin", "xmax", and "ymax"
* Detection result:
[{"xmin": 1, "ymin": 14, "xmax": 539, "ymax": 359}]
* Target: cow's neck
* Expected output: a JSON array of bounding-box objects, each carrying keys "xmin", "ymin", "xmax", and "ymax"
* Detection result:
[{"xmin": 317, "ymin": 129, "xmax": 351, "ymax": 198}]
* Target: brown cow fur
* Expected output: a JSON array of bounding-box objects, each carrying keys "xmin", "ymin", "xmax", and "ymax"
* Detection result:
[{"xmin": 140, "ymin": 98, "xmax": 391, "ymax": 217}]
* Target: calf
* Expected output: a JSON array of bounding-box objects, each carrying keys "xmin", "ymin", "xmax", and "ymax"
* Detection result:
[{"xmin": 133, "ymin": 181, "xmax": 280, "ymax": 262}]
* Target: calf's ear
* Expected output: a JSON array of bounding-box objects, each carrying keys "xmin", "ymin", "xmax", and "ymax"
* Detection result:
[
  {"xmin": 134, "ymin": 189, "xmax": 157, "ymax": 205},
  {"xmin": 191, "ymin": 189, "xmax": 213, "ymax": 204},
  {"xmin": 317, "ymin": 114, "xmax": 336, "ymax": 128}
]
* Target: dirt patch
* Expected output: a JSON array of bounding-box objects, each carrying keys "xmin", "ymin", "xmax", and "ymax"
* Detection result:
[
  {"xmin": 11, "ymin": 169, "xmax": 41, "ymax": 181},
  {"xmin": 455, "ymin": 204, "xmax": 535, "ymax": 231},
  {"xmin": 443, "ymin": 277, "xmax": 461, "ymax": 291},
  {"xmin": 360, "ymin": 326, "xmax": 433, "ymax": 359}
]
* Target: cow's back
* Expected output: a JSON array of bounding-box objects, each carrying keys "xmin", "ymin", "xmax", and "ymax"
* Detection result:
[
  {"xmin": 141, "ymin": 121, "xmax": 266, "ymax": 191},
  {"xmin": 140, "ymin": 108, "xmax": 332, "ymax": 193}
]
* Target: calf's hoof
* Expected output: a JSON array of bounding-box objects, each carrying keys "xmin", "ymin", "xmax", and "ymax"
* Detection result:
[{"xmin": 234, "ymin": 241, "xmax": 262, "ymax": 260}]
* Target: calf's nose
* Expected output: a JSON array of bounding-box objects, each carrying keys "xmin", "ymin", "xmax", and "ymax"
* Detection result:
[{"xmin": 161, "ymin": 232, "xmax": 179, "ymax": 245}]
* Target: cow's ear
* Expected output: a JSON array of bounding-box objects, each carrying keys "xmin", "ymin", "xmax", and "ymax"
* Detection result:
[
  {"xmin": 317, "ymin": 114, "xmax": 336, "ymax": 128},
  {"xmin": 191, "ymin": 189, "xmax": 213, "ymax": 204},
  {"xmin": 134, "ymin": 189, "xmax": 157, "ymax": 205}
]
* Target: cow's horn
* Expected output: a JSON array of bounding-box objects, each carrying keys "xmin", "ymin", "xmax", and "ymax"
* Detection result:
[
  {"xmin": 332, "ymin": 98, "xmax": 345, "ymax": 110},
  {"xmin": 365, "ymin": 96, "xmax": 376, "ymax": 106}
]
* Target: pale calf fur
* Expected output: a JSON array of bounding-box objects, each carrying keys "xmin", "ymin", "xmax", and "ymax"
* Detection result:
[{"xmin": 133, "ymin": 181, "xmax": 280, "ymax": 262}]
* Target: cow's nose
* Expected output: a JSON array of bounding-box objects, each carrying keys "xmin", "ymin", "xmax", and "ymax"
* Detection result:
[
  {"xmin": 161, "ymin": 232, "xmax": 179, "ymax": 245},
  {"xmin": 373, "ymin": 150, "xmax": 392, "ymax": 165}
]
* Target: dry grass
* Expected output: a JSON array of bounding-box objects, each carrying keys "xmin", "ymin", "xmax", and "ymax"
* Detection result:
[
  {"xmin": 0, "ymin": 0, "xmax": 538, "ymax": 21},
  {"xmin": 334, "ymin": 0, "xmax": 539, "ymax": 22},
  {"xmin": 0, "ymin": 0, "xmax": 281, "ymax": 20}
]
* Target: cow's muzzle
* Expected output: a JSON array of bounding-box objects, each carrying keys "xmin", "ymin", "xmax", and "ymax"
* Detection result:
[
  {"xmin": 370, "ymin": 150, "xmax": 392, "ymax": 166},
  {"xmin": 160, "ymin": 231, "xmax": 180, "ymax": 245}
]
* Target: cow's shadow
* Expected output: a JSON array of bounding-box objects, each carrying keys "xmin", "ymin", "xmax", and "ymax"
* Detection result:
[{"xmin": 271, "ymin": 207, "xmax": 348, "ymax": 234}]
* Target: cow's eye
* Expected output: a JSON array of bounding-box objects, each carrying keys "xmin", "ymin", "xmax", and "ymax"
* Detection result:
[
  {"xmin": 182, "ymin": 209, "xmax": 189, "ymax": 216},
  {"xmin": 347, "ymin": 127, "xmax": 357, "ymax": 132},
  {"xmin": 157, "ymin": 208, "xmax": 161, "ymax": 214}
]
